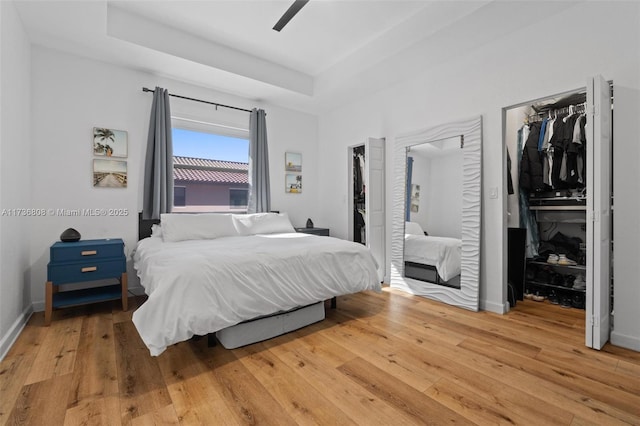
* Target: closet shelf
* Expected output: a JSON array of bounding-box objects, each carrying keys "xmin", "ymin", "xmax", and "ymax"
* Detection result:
[
  {"xmin": 526, "ymin": 280, "xmax": 586, "ymax": 293},
  {"xmin": 527, "ymin": 260, "xmax": 586, "ymax": 271},
  {"xmin": 529, "ymin": 205, "xmax": 586, "ymax": 211}
]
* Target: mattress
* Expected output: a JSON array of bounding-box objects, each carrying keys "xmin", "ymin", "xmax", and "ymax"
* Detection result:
[
  {"xmin": 132, "ymin": 232, "xmax": 380, "ymax": 356},
  {"xmin": 403, "ymin": 234, "xmax": 462, "ymax": 281}
]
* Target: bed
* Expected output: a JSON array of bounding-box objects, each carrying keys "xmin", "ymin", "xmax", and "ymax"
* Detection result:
[
  {"xmin": 132, "ymin": 212, "xmax": 381, "ymax": 356},
  {"xmin": 403, "ymin": 221, "xmax": 461, "ymax": 286}
]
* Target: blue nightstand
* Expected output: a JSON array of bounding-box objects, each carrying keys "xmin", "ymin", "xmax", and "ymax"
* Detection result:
[{"xmin": 45, "ymin": 238, "xmax": 127, "ymax": 325}]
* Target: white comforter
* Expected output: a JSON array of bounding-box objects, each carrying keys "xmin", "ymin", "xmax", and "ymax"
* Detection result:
[
  {"xmin": 403, "ymin": 234, "xmax": 461, "ymax": 281},
  {"xmin": 132, "ymin": 233, "xmax": 380, "ymax": 356}
]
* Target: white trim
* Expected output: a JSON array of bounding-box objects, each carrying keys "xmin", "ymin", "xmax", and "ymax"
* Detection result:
[
  {"xmin": 481, "ymin": 299, "xmax": 509, "ymax": 314},
  {"xmin": 172, "ymin": 116, "xmax": 248, "ymax": 133},
  {"xmin": 610, "ymin": 331, "xmax": 640, "ymax": 352},
  {"xmin": 0, "ymin": 305, "xmax": 33, "ymax": 362}
]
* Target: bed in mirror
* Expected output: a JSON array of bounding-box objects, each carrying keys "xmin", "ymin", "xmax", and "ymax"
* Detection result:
[{"xmin": 390, "ymin": 116, "xmax": 482, "ymax": 311}]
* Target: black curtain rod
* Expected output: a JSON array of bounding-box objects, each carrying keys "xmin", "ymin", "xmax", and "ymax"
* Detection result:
[{"xmin": 142, "ymin": 87, "xmax": 253, "ymax": 113}]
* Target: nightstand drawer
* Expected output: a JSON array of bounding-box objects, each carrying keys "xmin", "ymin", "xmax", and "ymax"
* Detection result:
[
  {"xmin": 295, "ymin": 227, "xmax": 330, "ymax": 236},
  {"xmin": 48, "ymin": 259, "xmax": 126, "ymax": 285},
  {"xmin": 50, "ymin": 239, "xmax": 124, "ymax": 263}
]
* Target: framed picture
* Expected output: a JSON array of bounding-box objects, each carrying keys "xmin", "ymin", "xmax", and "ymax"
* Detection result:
[
  {"xmin": 285, "ymin": 152, "xmax": 302, "ymax": 172},
  {"xmin": 285, "ymin": 173, "xmax": 302, "ymax": 193},
  {"xmin": 410, "ymin": 184, "xmax": 420, "ymax": 212},
  {"xmin": 93, "ymin": 159, "xmax": 127, "ymax": 188},
  {"xmin": 93, "ymin": 127, "xmax": 128, "ymax": 158}
]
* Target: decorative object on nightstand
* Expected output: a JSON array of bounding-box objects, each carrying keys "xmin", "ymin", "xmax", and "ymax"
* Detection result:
[
  {"xmin": 60, "ymin": 227, "xmax": 81, "ymax": 242},
  {"xmin": 306, "ymin": 218, "xmax": 314, "ymax": 228},
  {"xmin": 45, "ymin": 238, "xmax": 127, "ymax": 325},
  {"xmin": 295, "ymin": 227, "xmax": 330, "ymax": 237}
]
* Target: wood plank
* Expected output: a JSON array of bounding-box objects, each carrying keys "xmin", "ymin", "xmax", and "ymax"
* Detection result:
[
  {"xmin": 67, "ymin": 312, "xmax": 119, "ymax": 409},
  {"xmin": 263, "ymin": 333, "xmax": 423, "ymax": 425},
  {"xmin": 235, "ymin": 342, "xmax": 357, "ymax": 425},
  {"xmin": 193, "ymin": 342, "xmax": 298, "ymax": 425},
  {"xmin": 64, "ymin": 396, "xmax": 121, "ymax": 426},
  {"xmin": 113, "ymin": 321, "xmax": 172, "ymax": 425},
  {"xmin": 0, "ymin": 317, "xmax": 48, "ymax": 423},
  {"xmin": 156, "ymin": 340, "xmax": 242, "ymax": 425},
  {"xmin": 337, "ymin": 357, "xmax": 473, "ymax": 425},
  {"xmin": 5, "ymin": 374, "xmax": 72, "ymax": 425},
  {"xmin": 425, "ymin": 377, "xmax": 572, "ymax": 425},
  {"xmin": 130, "ymin": 404, "xmax": 179, "ymax": 426},
  {"xmin": 24, "ymin": 315, "xmax": 82, "ymax": 385},
  {"xmin": 459, "ymin": 337, "xmax": 640, "ymax": 419},
  {"xmin": 320, "ymin": 312, "xmax": 442, "ymax": 391}
]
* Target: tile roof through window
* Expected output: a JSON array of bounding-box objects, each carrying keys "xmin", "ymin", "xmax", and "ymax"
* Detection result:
[{"xmin": 173, "ymin": 156, "xmax": 248, "ymax": 184}]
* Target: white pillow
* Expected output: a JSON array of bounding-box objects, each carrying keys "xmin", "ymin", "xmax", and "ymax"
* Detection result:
[
  {"xmin": 150, "ymin": 223, "xmax": 162, "ymax": 238},
  {"xmin": 405, "ymin": 221, "xmax": 426, "ymax": 236},
  {"xmin": 160, "ymin": 213, "xmax": 238, "ymax": 242},
  {"xmin": 232, "ymin": 212, "xmax": 295, "ymax": 236}
]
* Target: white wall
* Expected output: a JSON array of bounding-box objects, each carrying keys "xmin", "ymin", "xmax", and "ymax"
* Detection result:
[
  {"xmin": 318, "ymin": 2, "xmax": 640, "ymax": 349},
  {"xmin": 27, "ymin": 46, "xmax": 318, "ymax": 310},
  {"xmin": 0, "ymin": 0, "xmax": 32, "ymax": 358}
]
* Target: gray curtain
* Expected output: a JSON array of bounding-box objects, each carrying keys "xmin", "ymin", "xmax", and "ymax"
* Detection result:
[
  {"xmin": 247, "ymin": 108, "xmax": 270, "ymax": 213},
  {"xmin": 143, "ymin": 87, "xmax": 173, "ymax": 220}
]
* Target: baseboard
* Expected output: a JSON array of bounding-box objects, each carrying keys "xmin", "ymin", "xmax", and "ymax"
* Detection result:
[
  {"xmin": 0, "ymin": 305, "xmax": 33, "ymax": 362},
  {"xmin": 480, "ymin": 299, "xmax": 509, "ymax": 314},
  {"xmin": 610, "ymin": 330, "xmax": 640, "ymax": 352}
]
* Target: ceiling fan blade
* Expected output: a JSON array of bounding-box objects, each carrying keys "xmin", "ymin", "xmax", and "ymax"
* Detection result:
[{"xmin": 273, "ymin": 0, "xmax": 309, "ymax": 32}]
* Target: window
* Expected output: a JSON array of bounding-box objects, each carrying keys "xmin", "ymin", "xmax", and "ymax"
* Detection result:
[
  {"xmin": 229, "ymin": 188, "xmax": 248, "ymax": 208},
  {"xmin": 171, "ymin": 119, "xmax": 249, "ymax": 213},
  {"xmin": 174, "ymin": 186, "xmax": 186, "ymax": 207}
]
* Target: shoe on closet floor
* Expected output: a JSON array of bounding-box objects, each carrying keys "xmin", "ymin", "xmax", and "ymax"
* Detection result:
[
  {"xmin": 548, "ymin": 290, "xmax": 559, "ymax": 304},
  {"xmin": 558, "ymin": 254, "xmax": 577, "ymax": 266},
  {"xmin": 547, "ymin": 254, "xmax": 559, "ymax": 264}
]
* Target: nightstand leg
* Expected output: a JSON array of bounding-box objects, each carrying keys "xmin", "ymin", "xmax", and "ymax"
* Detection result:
[
  {"xmin": 121, "ymin": 272, "xmax": 128, "ymax": 311},
  {"xmin": 45, "ymin": 281, "xmax": 53, "ymax": 326}
]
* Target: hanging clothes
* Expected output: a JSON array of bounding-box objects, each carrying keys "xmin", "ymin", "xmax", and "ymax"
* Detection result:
[
  {"xmin": 517, "ymin": 125, "xmax": 540, "ymax": 258},
  {"xmin": 519, "ymin": 121, "xmax": 545, "ymax": 193}
]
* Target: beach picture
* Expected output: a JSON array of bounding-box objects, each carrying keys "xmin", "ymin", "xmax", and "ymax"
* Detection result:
[
  {"xmin": 93, "ymin": 159, "xmax": 127, "ymax": 188},
  {"xmin": 285, "ymin": 152, "xmax": 302, "ymax": 172},
  {"xmin": 285, "ymin": 173, "xmax": 302, "ymax": 193},
  {"xmin": 93, "ymin": 127, "xmax": 128, "ymax": 157}
]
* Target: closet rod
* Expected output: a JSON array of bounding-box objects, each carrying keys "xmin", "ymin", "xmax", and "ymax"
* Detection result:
[
  {"xmin": 142, "ymin": 87, "xmax": 253, "ymax": 113},
  {"xmin": 527, "ymin": 102, "xmax": 586, "ymax": 123}
]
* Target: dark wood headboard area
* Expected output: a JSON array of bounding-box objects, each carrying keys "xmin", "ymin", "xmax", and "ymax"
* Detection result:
[{"xmin": 138, "ymin": 212, "xmax": 160, "ymax": 240}]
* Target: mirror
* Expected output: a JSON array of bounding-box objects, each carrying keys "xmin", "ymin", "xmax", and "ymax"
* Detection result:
[
  {"xmin": 404, "ymin": 136, "xmax": 463, "ymax": 289},
  {"xmin": 390, "ymin": 116, "xmax": 482, "ymax": 311}
]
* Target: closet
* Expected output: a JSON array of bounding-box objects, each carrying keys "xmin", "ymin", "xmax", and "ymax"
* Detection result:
[
  {"xmin": 505, "ymin": 75, "xmax": 612, "ymax": 350},
  {"xmin": 348, "ymin": 138, "xmax": 385, "ymax": 282}
]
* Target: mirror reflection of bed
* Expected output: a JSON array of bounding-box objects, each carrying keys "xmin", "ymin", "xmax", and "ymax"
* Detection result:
[{"xmin": 403, "ymin": 136, "xmax": 463, "ymax": 289}]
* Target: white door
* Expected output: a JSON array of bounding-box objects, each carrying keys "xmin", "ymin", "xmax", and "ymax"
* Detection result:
[
  {"xmin": 366, "ymin": 138, "xmax": 386, "ymax": 281},
  {"xmin": 586, "ymin": 75, "xmax": 612, "ymax": 349}
]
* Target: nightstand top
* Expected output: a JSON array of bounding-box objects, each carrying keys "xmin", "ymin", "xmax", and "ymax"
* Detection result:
[{"xmin": 51, "ymin": 238, "xmax": 124, "ymax": 248}]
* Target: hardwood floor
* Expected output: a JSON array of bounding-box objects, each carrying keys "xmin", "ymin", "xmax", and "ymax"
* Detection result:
[{"xmin": 2, "ymin": 287, "xmax": 639, "ymax": 425}]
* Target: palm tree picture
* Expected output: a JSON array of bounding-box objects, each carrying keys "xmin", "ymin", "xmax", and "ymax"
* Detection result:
[{"xmin": 93, "ymin": 127, "xmax": 128, "ymax": 157}]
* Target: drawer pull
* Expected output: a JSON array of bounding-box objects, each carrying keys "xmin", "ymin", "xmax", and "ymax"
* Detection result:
[
  {"xmin": 81, "ymin": 266, "xmax": 97, "ymax": 273},
  {"xmin": 81, "ymin": 250, "xmax": 97, "ymax": 256}
]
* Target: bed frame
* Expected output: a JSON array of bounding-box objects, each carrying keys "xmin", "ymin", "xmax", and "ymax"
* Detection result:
[
  {"xmin": 137, "ymin": 212, "xmax": 336, "ymax": 349},
  {"xmin": 404, "ymin": 261, "xmax": 461, "ymax": 289}
]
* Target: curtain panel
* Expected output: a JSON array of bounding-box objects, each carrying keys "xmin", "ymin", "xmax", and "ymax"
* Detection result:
[
  {"xmin": 248, "ymin": 108, "xmax": 271, "ymax": 213},
  {"xmin": 143, "ymin": 87, "xmax": 173, "ymax": 220}
]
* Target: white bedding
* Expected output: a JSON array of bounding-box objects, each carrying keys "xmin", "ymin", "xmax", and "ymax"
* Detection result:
[
  {"xmin": 132, "ymin": 233, "xmax": 380, "ymax": 356},
  {"xmin": 404, "ymin": 234, "xmax": 461, "ymax": 281}
]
